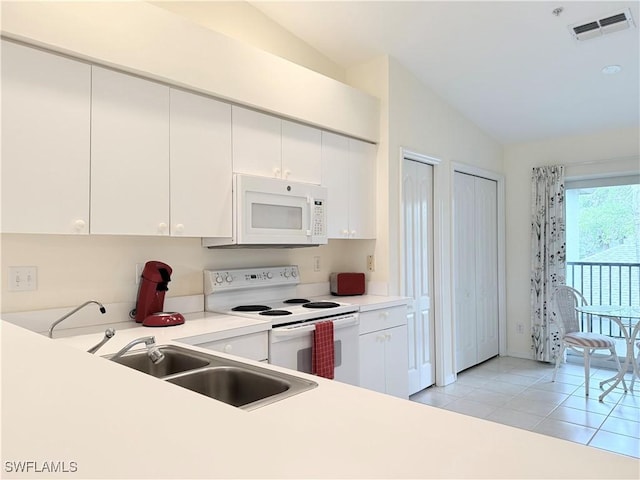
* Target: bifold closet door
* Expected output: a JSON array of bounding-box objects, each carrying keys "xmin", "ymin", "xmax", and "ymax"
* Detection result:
[{"xmin": 454, "ymin": 172, "xmax": 499, "ymax": 372}]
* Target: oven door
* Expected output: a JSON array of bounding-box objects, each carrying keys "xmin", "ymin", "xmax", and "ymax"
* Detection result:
[{"xmin": 268, "ymin": 314, "xmax": 359, "ymax": 386}]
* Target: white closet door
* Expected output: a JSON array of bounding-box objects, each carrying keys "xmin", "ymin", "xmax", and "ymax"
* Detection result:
[
  {"xmin": 454, "ymin": 172, "xmax": 478, "ymax": 372},
  {"xmin": 454, "ymin": 172, "xmax": 499, "ymax": 372},
  {"xmin": 475, "ymin": 176, "xmax": 499, "ymax": 363},
  {"xmin": 403, "ymin": 159, "xmax": 435, "ymax": 394}
]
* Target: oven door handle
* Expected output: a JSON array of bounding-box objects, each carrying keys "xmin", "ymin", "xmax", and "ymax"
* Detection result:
[{"xmin": 270, "ymin": 316, "xmax": 358, "ymax": 338}]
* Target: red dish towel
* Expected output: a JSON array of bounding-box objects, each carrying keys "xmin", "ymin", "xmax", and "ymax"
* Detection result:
[{"xmin": 312, "ymin": 321, "xmax": 335, "ymax": 379}]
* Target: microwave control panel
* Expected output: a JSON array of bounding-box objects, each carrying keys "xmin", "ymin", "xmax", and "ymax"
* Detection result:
[{"xmin": 312, "ymin": 200, "xmax": 325, "ymax": 236}]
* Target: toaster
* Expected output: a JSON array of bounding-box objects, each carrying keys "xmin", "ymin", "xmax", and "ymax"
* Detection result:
[{"xmin": 330, "ymin": 272, "xmax": 365, "ymax": 296}]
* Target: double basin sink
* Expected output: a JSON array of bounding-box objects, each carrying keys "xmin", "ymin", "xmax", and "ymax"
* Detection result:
[{"xmin": 106, "ymin": 345, "xmax": 317, "ymax": 411}]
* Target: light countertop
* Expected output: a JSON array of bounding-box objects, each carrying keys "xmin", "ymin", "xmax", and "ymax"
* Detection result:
[{"xmin": 2, "ymin": 321, "xmax": 638, "ymax": 479}]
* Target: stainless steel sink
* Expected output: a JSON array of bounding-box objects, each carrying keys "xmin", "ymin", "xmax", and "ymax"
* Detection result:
[
  {"xmin": 105, "ymin": 344, "xmax": 317, "ymax": 410},
  {"xmin": 108, "ymin": 345, "xmax": 209, "ymax": 377}
]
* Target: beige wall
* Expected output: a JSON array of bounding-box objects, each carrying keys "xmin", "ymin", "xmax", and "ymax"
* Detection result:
[
  {"xmin": 0, "ymin": 234, "xmax": 374, "ymax": 313},
  {"xmin": 151, "ymin": 1, "xmax": 345, "ymax": 82},
  {"xmin": 504, "ymin": 127, "xmax": 640, "ymax": 358}
]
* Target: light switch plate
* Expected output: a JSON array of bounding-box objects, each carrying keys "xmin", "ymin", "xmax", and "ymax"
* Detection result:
[{"xmin": 8, "ymin": 266, "xmax": 37, "ymax": 291}]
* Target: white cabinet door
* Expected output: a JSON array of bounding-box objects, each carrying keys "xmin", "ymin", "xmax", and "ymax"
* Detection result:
[
  {"xmin": 170, "ymin": 89, "xmax": 232, "ymax": 237},
  {"xmin": 322, "ymin": 134, "xmax": 377, "ymax": 239},
  {"xmin": 282, "ymin": 120, "xmax": 322, "ymax": 184},
  {"xmin": 348, "ymin": 139, "xmax": 377, "ymax": 239},
  {"xmin": 232, "ymin": 106, "xmax": 281, "ymax": 178},
  {"xmin": 359, "ymin": 331, "xmax": 387, "ymax": 394},
  {"xmin": 384, "ymin": 324, "xmax": 409, "ymax": 398},
  {"xmin": 359, "ymin": 306, "xmax": 409, "ymax": 398},
  {"xmin": 91, "ymin": 67, "xmax": 170, "ymax": 235},
  {"xmin": 321, "ymin": 132, "xmax": 350, "ymax": 238},
  {"xmin": 1, "ymin": 40, "xmax": 91, "ymax": 234}
]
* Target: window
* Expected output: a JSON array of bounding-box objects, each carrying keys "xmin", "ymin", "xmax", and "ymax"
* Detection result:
[{"xmin": 565, "ymin": 175, "xmax": 640, "ymax": 345}]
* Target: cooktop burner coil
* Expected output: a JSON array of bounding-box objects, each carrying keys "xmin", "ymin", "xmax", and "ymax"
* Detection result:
[
  {"xmin": 259, "ymin": 310, "xmax": 293, "ymax": 316},
  {"xmin": 302, "ymin": 301, "xmax": 340, "ymax": 309},
  {"xmin": 232, "ymin": 305, "xmax": 271, "ymax": 312}
]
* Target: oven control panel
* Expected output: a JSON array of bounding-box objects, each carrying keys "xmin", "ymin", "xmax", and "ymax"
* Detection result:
[{"xmin": 204, "ymin": 266, "xmax": 300, "ymax": 293}]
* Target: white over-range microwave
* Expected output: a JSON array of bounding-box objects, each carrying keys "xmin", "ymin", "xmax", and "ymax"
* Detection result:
[{"xmin": 203, "ymin": 174, "xmax": 328, "ymax": 248}]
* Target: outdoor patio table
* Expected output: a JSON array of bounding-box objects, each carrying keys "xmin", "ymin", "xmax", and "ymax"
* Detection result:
[{"xmin": 575, "ymin": 305, "xmax": 640, "ymax": 402}]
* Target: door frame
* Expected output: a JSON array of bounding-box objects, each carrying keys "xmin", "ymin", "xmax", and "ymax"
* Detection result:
[
  {"xmin": 452, "ymin": 162, "xmax": 507, "ymax": 362},
  {"xmin": 399, "ymin": 148, "xmax": 441, "ymax": 387}
]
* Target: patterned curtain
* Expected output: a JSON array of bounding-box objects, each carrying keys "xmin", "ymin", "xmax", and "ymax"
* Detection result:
[{"xmin": 531, "ymin": 165, "xmax": 566, "ymax": 362}]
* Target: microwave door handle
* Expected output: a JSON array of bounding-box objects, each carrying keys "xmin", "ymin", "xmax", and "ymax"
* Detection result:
[{"xmin": 306, "ymin": 195, "xmax": 313, "ymax": 236}]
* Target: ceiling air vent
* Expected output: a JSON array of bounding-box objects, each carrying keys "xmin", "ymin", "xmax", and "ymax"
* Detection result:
[{"xmin": 569, "ymin": 8, "xmax": 636, "ymax": 41}]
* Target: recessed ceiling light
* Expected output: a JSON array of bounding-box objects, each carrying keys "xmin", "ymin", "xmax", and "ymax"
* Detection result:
[{"xmin": 601, "ymin": 64, "xmax": 622, "ymax": 75}]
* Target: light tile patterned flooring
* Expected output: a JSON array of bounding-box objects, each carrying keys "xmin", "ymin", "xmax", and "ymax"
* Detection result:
[{"xmin": 410, "ymin": 356, "xmax": 640, "ymax": 458}]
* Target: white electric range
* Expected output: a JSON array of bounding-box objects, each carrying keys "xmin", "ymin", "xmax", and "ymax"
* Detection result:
[{"xmin": 204, "ymin": 266, "xmax": 359, "ymax": 385}]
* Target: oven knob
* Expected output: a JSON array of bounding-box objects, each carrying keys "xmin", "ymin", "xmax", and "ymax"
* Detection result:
[
  {"xmin": 283, "ymin": 270, "xmax": 290, "ymax": 278},
  {"xmin": 225, "ymin": 274, "xmax": 233, "ymax": 283},
  {"xmin": 215, "ymin": 274, "xmax": 223, "ymax": 284},
  {"xmin": 266, "ymin": 272, "xmax": 273, "ymax": 279},
  {"xmin": 291, "ymin": 270, "xmax": 297, "ymax": 278}
]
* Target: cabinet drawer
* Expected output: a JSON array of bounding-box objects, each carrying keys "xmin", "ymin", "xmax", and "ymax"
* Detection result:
[
  {"xmin": 359, "ymin": 306, "xmax": 407, "ymax": 335},
  {"xmin": 194, "ymin": 332, "xmax": 268, "ymax": 362}
]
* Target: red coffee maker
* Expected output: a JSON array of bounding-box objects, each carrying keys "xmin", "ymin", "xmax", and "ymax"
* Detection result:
[{"xmin": 132, "ymin": 261, "xmax": 185, "ymax": 327}]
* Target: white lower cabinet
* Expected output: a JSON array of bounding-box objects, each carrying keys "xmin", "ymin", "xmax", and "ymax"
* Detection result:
[
  {"xmin": 358, "ymin": 306, "xmax": 409, "ymax": 398},
  {"xmin": 188, "ymin": 331, "xmax": 268, "ymax": 362}
]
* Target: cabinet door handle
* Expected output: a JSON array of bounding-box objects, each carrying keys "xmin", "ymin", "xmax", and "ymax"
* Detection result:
[
  {"xmin": 350, "ymin": 230, "xmax": 357, "ymax": 237},
  {"xmin": 74, "ymin": 219, "xmax": 86, "ymax": 232},
  {"xmin": 283, "ymin": 169, "xmax": 291, "ymax": 178},
  {"xmin": 273, "ymin": 167, "xmax": 281, "ymax": 177},
  {"xmin": 385, "ymin": 333, "xmax": 392, "ymax": 341},
  {"xmin": 342, "ymin": 229, "xmax": 349, "ymax": 237},
  {"xmin": 174, "ymin": 223, "xmax": 185, "ymax": 234},
  {"xmin": 224, "ymin": 344, "xmax": 233, "ymax": 353},
  {"xmin": 158, "ymin": 222, "xmax": 168, "ymax": 234}
]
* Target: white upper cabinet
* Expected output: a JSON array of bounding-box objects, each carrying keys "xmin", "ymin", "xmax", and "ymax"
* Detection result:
[
  {"xmin": 170, "ymin": 89, "xmax": 232, "ymax": 237},
  {"xmin": 348, "ymin": 139, "xmax": 376, "ymax": 239},
  {"xmin": 322, "ymin": 132, "xmax": 376, "ymax": 239},
  {"xmin": 232, "ymin": 106, "xmax": 322, "ymax": 184},
  {"xmin": 281, "ymin": 120, "xmax": 322, "ymax": 184},
  {"xmin": 321, "ymin": 132, "xmax": 349, "ymax": 238},
  {"xmin": 90, "ymin": 66, "xmax": 170, "ymax": 235},
  {"xmin": 1, "ymin": 40, "xmax": 91, "ymax": 234},
  {"xmin": 232, "ymin": 106, "xmax": 281, "ymax": 178}
]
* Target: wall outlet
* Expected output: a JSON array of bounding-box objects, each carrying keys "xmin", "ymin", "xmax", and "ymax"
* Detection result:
[
  {"xmin": 8, "ymin": 266, "xmax": 37, "ymax": 291},
  {"xmin": 516, "ymin": 323, "xmax": 524, "ymax": 334},
  {"xmin": 135, "ymin": 263, "xmax": 144, "ymax": 285},
  {"xmin": 313, "ymin": 256, "xmax": 321, "ymax": 272},
  {"xmin": 367, "ymin": 255, "xmax": 375, "ymax": 272}
]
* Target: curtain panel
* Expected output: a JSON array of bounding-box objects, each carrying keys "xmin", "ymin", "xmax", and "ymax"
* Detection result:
[{"xmin": 531, "ymin": 165, "xmax": 566, "ymax": 362}]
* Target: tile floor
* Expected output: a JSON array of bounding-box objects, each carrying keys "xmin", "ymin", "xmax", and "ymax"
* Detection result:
[{"xmin": 410, "ymin": 356, "xmax": 640, "ymax": 458}]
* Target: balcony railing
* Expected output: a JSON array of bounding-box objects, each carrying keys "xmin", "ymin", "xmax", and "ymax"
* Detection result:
[{"xmin": 567, "ymin": 261, "xmax": 640, "ymax": 338}]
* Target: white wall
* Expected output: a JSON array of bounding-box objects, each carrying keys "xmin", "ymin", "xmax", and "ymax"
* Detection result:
[{"xmin": 504, "ymin": 126, "xmax": 640, "ymax": 358}]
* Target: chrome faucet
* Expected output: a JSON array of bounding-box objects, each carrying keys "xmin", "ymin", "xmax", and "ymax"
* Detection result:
[
  {"xmin": 109, "ymin": 336, "xmax": 165, "ymax": 364},
  {"xmin": 48, "ymin": 300, "xmax": 106, "ymax": 338},
  {"xmin": 87, "ymin": 328, "xmax": 116, "ymax": 354}
]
